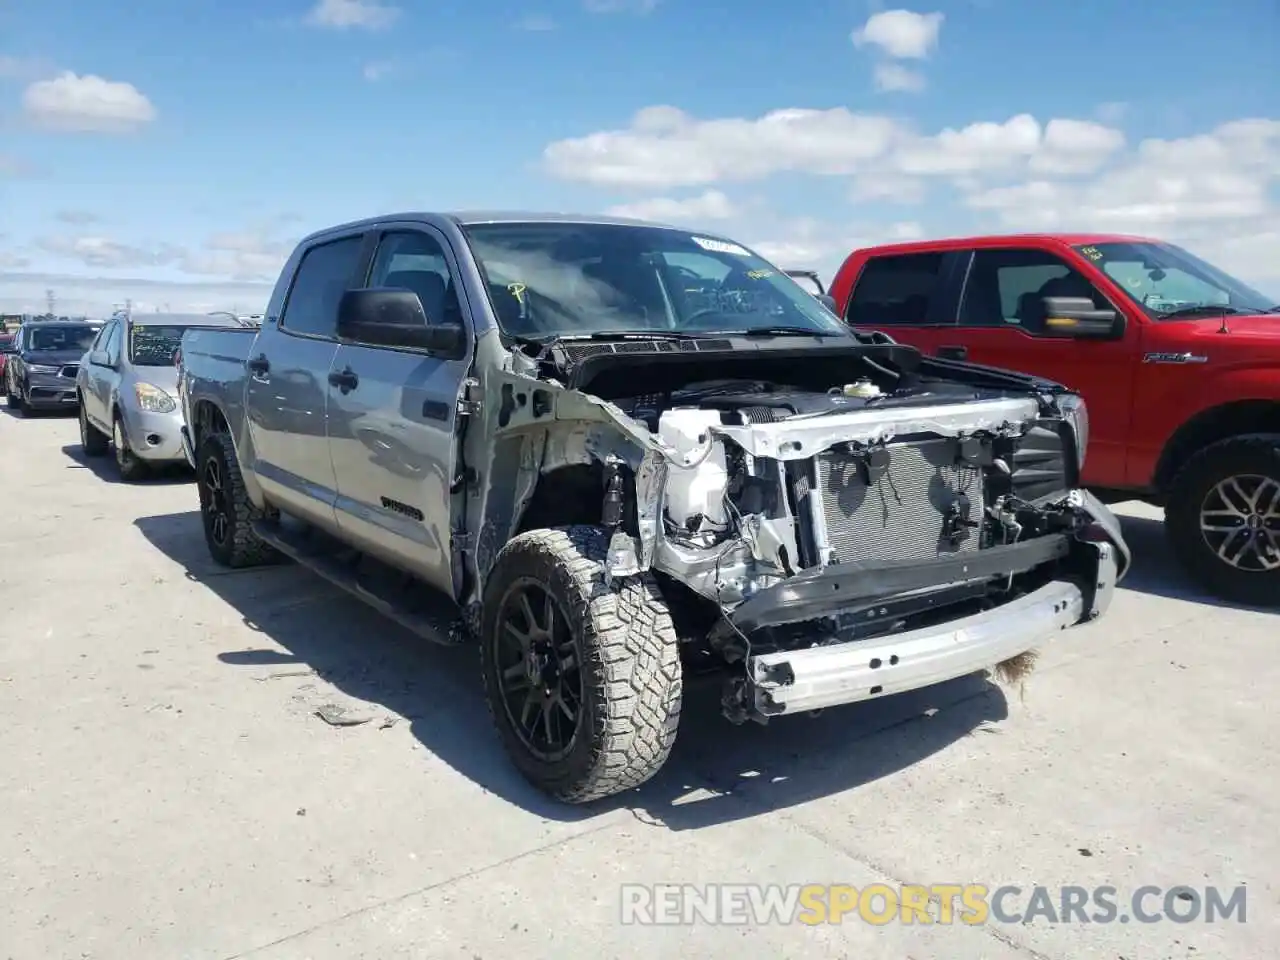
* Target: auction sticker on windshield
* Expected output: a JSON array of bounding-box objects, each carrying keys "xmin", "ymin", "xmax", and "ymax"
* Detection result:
[{"xmin": 692, "ymin": 236, "xmax": 750, "ymax": 256}]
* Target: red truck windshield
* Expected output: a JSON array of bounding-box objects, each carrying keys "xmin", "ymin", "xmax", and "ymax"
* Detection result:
[{"xmin": 1074, "ymin": 241, "xmax": 1275, "ymax": 318}]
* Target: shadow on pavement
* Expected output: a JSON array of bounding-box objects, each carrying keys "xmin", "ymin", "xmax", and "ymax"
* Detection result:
[
  {"xmin": 135, "ymin": 510, "xmax": 1009, "ymax": 830},
  {"xmin": 61, "ymin": 443, "xmax": 193, "ymax": 486}
]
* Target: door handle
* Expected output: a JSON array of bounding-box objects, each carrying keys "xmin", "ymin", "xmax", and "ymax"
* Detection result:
[
  {"xmin": 937, "ymin": 344, "xmax": 968, "ymax": 361},
  {"xmin": 247, "ymin": 354, "xmax": 270, "ymax": 376},
  {"xmin": 328, "ymin": 366, "xmax": 359, "ymax": 393}
]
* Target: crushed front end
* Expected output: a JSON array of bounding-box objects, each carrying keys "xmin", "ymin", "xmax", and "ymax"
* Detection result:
[
  {"xmin": 491, "ymin": 334, "xmax": 1129, "ymax": 726},
  {"xmin": 602, "ymin": 353, "xmax": 1129, "ymax": 725}
]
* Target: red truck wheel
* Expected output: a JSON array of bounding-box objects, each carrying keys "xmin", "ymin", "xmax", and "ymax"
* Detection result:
[{"xmin": 1166, "ymin": 437, "xmax": 1280, "ymax": 607}]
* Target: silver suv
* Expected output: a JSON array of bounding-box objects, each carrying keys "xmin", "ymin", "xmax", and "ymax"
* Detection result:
[{"xmin": 76, "ymin": 312, "xmax": 249, "ymax": 480}]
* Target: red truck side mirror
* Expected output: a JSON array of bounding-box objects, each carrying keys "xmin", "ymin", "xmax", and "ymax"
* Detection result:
[{"xmin": 1042, "ymin": 296, "xmax": 1125, "ymax": 340}]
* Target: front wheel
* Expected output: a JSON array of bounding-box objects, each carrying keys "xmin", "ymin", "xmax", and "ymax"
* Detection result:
[
  {"xmin": 480, "ymin": 526, "xmax": 683, "ymax": 804},
  {"xmin": 1166, "ymin": 437, "xmax": 1280, "ymax": 607},
  {"xmin": 195, "ymin": 431, "xmax": 280, "ymax": 568},
  {"xmin": 113, "ymin": 416, "xmax": 148, "ymax": 481}
]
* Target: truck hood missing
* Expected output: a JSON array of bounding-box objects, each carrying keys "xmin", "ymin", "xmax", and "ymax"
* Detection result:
[{"xmin": 473, "ymin": 332, "xmax": 1103, "ymax": 615}]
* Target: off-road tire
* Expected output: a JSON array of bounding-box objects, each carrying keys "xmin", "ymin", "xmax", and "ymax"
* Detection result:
[
  {"xmin": 480, "ymin": 525, "xmax": 683, "ymax": 804},
  {"xmin": 5, "ymin": 381, "xmax": 17, "ymax": 409},
  {"xmin": 113, "ymin": 414, "xmax": 148, "ymax": 481},
  {"xmin": 1166, "ymin": 436, "xmax": 1280, "ymax": 607},
  {"xmin": 195, "ymin": 430, "xmax": 281, "ymax": 568},
  {"xmin": 79, "ymin": 401, "xmax": 109, "ymax": 456}
]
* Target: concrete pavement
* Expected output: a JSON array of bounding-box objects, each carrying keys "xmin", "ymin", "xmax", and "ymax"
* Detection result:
[{"xmin": 1, "ymin": 407, "xmax": 1275, "ymax": 959}]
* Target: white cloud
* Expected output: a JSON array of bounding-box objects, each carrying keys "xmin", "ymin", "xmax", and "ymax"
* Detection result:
[
  {"xmin": 544, "ymin": 105, "xmax": 903, "ymax": 187},
  {"xmin": 873, "ymin": 62, "xmax": 926, "ymax": 93},
  {"xmin": 182, "ymin": 231, "xmax": 294, "ymax": 282},
  {"xmin": 961, "ymin": 118, "xmax": 1280, "ymax": 288},
  {"xmin": 30, "ymin": 227, "xmax": 295, "ymax": 283},
  {"xmin": 544, "ymin": 107, "xmax": 1125, "ymax": 188},
  {"xmin": 605, "ymin": 189, "xmax": 737, "ymax": 223},
  {"xmin": 852, "ymin": 10, "xmax": 944, "ymax": 59},
  {"xmin": 55, "ymin": 210, "xmax": 100, "ymax": 226},
  {"xmin": 305, "ymin": 0, "xmax": 399, "ymax": 30},
  {"xmin": 22, "ymin": 72, "xmax": 156, "ymax": 134},
  {"xmin": 362, "ymin": 59, "xmax": 395, "ymax": 81},
  {"xmin": 515, "ymin": 14, "xmax": 557, "ymax": 31},
  {"xmin": 964, "ymin": 119, "xmax": 1280, "ymax": 232},
  {"xmin": 37, "ymin": 236, "xmax": 180, "ymax": 270},
  {"xmin": 583, "ymin": 0, "xmax": 658, "ymax": 12}
]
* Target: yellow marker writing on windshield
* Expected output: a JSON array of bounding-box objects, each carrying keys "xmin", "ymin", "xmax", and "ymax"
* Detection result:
[{"xmin": 507, "ymin": 282, "xmax": 527, "ymax": 306}]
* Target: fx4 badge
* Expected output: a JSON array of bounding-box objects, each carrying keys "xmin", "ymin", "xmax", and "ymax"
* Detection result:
[{"xmin": 1143, "ymin": 352, "xmax": 1209, "ymax": 365}]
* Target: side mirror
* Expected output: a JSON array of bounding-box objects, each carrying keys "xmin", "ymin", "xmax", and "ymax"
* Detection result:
[
  {"xmin": 816, "ymin": 293, "xmax": 838, "ymax": 313},
  {"xmin": 89, "ymin": 349, "xmax": 112, "ymax": 366},
  {"xmin": 1041, "ymin": 297, "xmax": 1124, "ymax": 339},
  {"xmin": 336, "ymin": 288, "xmax": 467, "ymax": 357}
]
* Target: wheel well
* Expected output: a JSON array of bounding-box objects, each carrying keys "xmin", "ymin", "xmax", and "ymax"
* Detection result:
[
  {"xmin": 190, "ymin": 399, "xmax": 230, "ymax": 447},
  {"xmin": 514, "ymin": 464, "xmax": 605, "ymax": 535},
  {"xmin": 1154, "ymin": 400, "xmax": 1280, "ymax": 491}
]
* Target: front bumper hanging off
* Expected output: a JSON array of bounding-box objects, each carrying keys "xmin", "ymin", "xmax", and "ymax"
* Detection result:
[{"xmin": 733, "ymin": 492, "xmax": 1126, "ymax": 720}]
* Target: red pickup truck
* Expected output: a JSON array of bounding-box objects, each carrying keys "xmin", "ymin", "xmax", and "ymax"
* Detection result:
[{"xmin": 829, "ymin": 233, "xmax": 1280, "ymax": 606}]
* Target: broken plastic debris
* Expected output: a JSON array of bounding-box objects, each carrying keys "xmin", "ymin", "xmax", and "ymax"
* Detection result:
[{"xmin": 314, "ymin": 703, "xmax": 374, "ymax": 727}]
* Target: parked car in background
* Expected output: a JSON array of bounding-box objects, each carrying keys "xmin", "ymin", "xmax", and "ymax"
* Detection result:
[
  {"xmin": 75, "ymin": 312, "xmax": 249, "ymax": 480},
  {"xmin": 177, "ymin": 210, "xmax": 1129, "ymax": 804},
  {"xmin": 784, "ymin": 269, "xmax": 827, "ymax": 297},
  {"xmin": 0, "ymin": 333, "xmax": 15, "ymax": 386},
  {"xmin": 830, "ymin": 233, "xmax": 1280, "ymax": 606},
  {"xmin": 4, "ymin": 319, "xmax": 103, "ymax": 416}
]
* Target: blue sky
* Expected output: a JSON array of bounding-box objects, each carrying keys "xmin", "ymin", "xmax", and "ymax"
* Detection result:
[{"xmin": 1, "ymin": 0, "xmax": 1278, "ymax": 315}]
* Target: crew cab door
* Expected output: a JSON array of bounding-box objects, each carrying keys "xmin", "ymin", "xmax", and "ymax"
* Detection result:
[
  {"xmin": 942, "ymin": 245, "xmax": 1138, "ymax": 487},
  {"xmin": 325, "ymin": 225, "xmax": 472, "ymax": 595},
  {"xmin": 245, "ymin": 233, "xmax": 368, "ymax": 532}
]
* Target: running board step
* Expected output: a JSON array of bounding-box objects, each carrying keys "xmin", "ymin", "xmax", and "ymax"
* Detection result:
[{"xmin": 250, "ymin": 519, "xmax": 465, "ymax": 646}]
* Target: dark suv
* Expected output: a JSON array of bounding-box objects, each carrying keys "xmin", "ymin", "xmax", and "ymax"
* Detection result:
[{"xmin": 4, "ymin": 320, "xmax": 103, "ymax": 416}]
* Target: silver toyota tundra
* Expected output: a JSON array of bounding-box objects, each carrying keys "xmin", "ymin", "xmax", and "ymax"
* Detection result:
[{"xmin": 176, "ymin": 211, "xmax": 1130, "ymax": 804}]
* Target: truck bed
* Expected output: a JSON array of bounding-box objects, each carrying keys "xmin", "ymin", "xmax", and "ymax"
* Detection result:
[{"xmin": 177, "ymin": 325, "xmax": 260, "ymax": 458}]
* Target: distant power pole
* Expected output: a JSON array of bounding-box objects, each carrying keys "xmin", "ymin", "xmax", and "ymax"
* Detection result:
[
  {"xmin": 125, "ymin": 298, "xmax": 133, "ymax": 318},
  {"xmin": 46, "ymin": 288, "xmax": 56, "ymax": 316}
]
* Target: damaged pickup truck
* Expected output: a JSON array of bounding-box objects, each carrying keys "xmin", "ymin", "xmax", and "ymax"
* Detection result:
[{"xmin": 176, "ymin": 212, "xmax": 1131, "ymax": 804}]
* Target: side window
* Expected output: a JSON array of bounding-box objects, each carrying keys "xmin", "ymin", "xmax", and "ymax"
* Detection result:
[
  {"xmin": 88, "ymin": 324, "xmax": 109, "ymax": 352},
  {"xmin": 845, "ymin": 253, "xmax": 945, "ymax": 326},
  {"xmin": 280, "ymin": 236, "xmax": 365, "ymax": 338},
  {"xmin": 368, "ymin": 230, "xmax": 461, "ymax": 326},
  {"xmin": 959, "ymin": 248, "xmax": 1106, "ymax": 334}
]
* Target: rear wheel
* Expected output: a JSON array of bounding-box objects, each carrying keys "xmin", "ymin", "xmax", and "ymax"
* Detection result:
[
  {"xmin": 79, "ymin": 401, "xmax": 109, "ymax": 456},
  {"xmin": 480, "ymin": 526, "xmax": 683, "ymax": 804},
  {"xmin": 113, "ymin": 415, "xmax": 148, "ymax": 481},
  {"xmin": 1166, "ymin": 437, "xmax": 1280, "ymax": 607},
  {"xmin": 195, "ymin": 430, "xmax": 280, "ymax": 568}
]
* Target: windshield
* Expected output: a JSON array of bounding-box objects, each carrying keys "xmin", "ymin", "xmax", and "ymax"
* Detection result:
[
  {"xmin": 1074, "ymin": 241, "xmax": 1274, "ymax": 318},
  {"xmin": 27, "ymin": 326, "xmax": 99, "ymax": 352},
  {"xmin": 460, "ymin": 222, "xmax": 848, "ymax": 339},
  {"xmin": 129, "ymin": 325, "xmax": 195, "ymax": 366}
]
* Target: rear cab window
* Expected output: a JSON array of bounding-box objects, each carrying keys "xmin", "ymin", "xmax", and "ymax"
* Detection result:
[{"xmin": 845, "ymin": 252, "xmax": 949, "ymax": 326}]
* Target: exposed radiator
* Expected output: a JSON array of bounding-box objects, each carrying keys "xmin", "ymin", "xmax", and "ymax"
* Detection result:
[{"xmin": 811, "ymin": 438, "xmax": 984, "ymax": 565}]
